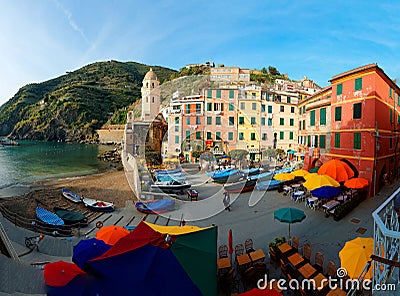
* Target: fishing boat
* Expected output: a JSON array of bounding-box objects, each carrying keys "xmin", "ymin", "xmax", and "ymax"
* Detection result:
[
  {"xmin": 224, "ymin": 179, "xmax": 257, "ymax": 193},
  {"xmin": 206, "ymin": 167, "xmax": 233, "ymax": 177},
  {"xmin": 54, "ymin": 207, "xmax": 88, "ymax": 226},
  {"xmin": 82, "ymin": 197, "xmax": 115, "ymax": 212},
  {"xmin": 212, "ymin": 169, "xmax": 241, "ymax": 184},
  {"xmin": 150, "ymin": 180, "xmax": 191, "ymax": 193},
  {"xmin": 135, "ymin": 199, "xmax": 175, "ymax": 214},
  {"xmin": 61, "ymin": 188, "xmax": 83, "ymax": 203},
  {"xmin": 36, "ymin": 206, "xmax": 65, "ymax": 226},
  {"xmin": 256, "ymin": 179, "xmax": 282, "ymax": 191},
  {"xmin": 155, "ymin": 172, "xmax": 186, "ymax": 182},
  {"xmin": 240, "ymin": 168, "xmax": 260, "ymax": 176},
  {"xmin": 154, "ymin": 168, "xmax": 182, "ymax": 175},
  {"xmin": 247, "ymin": 171, "xmax": 274, "ymax": 181}
]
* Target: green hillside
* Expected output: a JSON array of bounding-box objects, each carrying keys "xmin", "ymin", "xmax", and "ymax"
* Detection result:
[{"xmin": 0, "ymin": 61, "xmax": 176, "ymax": 142}]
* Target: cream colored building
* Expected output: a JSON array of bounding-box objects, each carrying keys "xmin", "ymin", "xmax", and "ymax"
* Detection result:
[
  {"xmin": 210, "ymin": 66, "xmax": 250, "ymax": 83},
  {"xmin": 141, "ymin": 68, "xmax": 160, "ymax": 121}
]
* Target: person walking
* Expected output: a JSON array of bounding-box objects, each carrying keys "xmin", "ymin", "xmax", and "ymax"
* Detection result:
[{"xmin": 223, "ymin": 190, "xmax": 231, "ymax": 211}]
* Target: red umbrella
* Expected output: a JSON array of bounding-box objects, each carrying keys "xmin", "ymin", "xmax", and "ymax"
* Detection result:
[
  {"xmin": 228, "ymin": 229, "xmax": 233, "ymax": 255},
  {"xmin": 95, "ymin": 225, "xmax": 130, "ymax": 245},
  {"xmin": 239, "ymin": 288, "xmax": 282, "ymax": 295},
  {"xmin": 44, "ymin": 261, "xmax": 85, "ymax": 287}
]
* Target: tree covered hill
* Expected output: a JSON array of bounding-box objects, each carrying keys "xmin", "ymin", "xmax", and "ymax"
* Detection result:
[{"xmin": 0, "ymin": 61, "xmax": 177, "ymax": 142}]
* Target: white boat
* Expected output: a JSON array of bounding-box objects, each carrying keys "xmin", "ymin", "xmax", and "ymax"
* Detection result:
[{"xmin": 82, "ymin": 197, "xmax": 114, "ymax": 212}]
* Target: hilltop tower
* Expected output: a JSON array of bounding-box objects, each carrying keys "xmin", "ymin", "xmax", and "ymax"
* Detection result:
[{"xmin": 141, "ymin": 68, "xmax": 160, "ymax": 121}]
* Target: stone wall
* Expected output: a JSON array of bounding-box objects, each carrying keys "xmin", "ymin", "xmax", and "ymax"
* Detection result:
[{"xmin": 96, "ymin": 125, "xmax": 124, "ymax": 144}]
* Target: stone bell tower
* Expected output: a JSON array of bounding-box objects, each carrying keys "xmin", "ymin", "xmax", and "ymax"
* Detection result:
[{"xmin": 141, "ymin": 68, "xmax": 160, "ymax": 121}]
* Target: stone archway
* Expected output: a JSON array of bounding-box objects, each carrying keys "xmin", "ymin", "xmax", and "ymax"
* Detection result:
[{"xmin": 340, "ymin": 158, "xmax": 359, "ymax": 178}]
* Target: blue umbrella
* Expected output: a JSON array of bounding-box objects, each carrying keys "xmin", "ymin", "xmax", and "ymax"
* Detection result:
[
  {"xmin": 311, "ymin": 186, "xmax": 341, "ymax": 199},
  {"xmin": 72, "ymin": 238, "xmax": 111, "ymax": 270}
]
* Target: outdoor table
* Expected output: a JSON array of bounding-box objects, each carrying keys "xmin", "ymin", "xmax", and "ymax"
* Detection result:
[
  {"xmin": 277, "ymin": 242, "xmax": 293, "ymax": 255},
  {"xmin": 322, "ymin": 200, "xmax": 340, "ymax": 213},
  {"xmin": 292, "ymin": 191, "xmax": 305, "ymax": 202},
  {"xmin": 306, "ymin": 197, "xmax": 318, "ymax": 207},
  {"xmin": 249, "ymin": 249, "xmax": 266, "ymax": 263},
  {"xmin": 298, "ymin": 263, "xmax": 317, "ymax": 279},
  {"xmin": 287, "ymin": 252, "xmax": 305, "ymax": 267},
  {"xmin": 326, "ymin": 287, "xmax": 347, "ymax": 296},
  {"xmin": 291, "ymin": 184, "xmax": 301, "ymax": 190},
  {"xmin": 312, "ymin": 273, "xmax": 329, "ymax": 291},
  {"xmin": 236, "ymin": 253, "xmax": 251, "ymax": 268},
  {"xmin": 336, "ymin": 195, "xmax": 348, "ymax": 203},
  {"xmin": 217, "ymin": 257, "xmax": 231, "ymax": 270}
]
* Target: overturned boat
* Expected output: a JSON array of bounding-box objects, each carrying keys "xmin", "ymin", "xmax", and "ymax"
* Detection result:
[
  {"xmin": 135, "ymin": 199, "xmax": 176, "ymax": 214},
  {"xmin": 151, "ymin": 180, "xmax": 191, "ymax": 193},
  {"xmin": 224, "ymin": 179, "xmax": 257, "ymax": 193}
]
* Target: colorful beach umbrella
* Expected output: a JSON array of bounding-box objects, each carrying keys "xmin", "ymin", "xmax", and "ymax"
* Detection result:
[
  {"xmin": 303, "ymin": 174, "xmax": 340, "ymax": 191},
  {"xmin": 44, "ymin": 261, "xmax": 85, "ymax": 287},
  {"xmin": 292, "ymin": 169, "xmax": 309, "ymax": 177},
  {"xmin": 72, "ymin": 238, "xmax": 111, "ymax": 270},
  {"xmin": 318, "ymin": 159, "xmax": 354, "ymax": 182},
  {"xmin": 85, "ymin": 221, "xmax": 217, "ymax": 296},
  {"xmin": 95, "ymin": 225, "xmax": 130, "ymax": 245},
  {"xmin": 273, "ymin": 173, "xmax": 295, "ymax": 181},
  {"xmin": 274, "ymin": 208, "xmax": 306, "ymax": 239},
  {"xmin": 303, "ymin": 172, "xmax": 318, "ymax": 180},
  {"xmin": 339, "ymin": 237, "xmax": 373, "ymax": 279},
  {"xmin": 309, "ymin": 167, "xmax": 320, "ymax": 173},
  {"xmin": 311, "ymin": 186, "xmax": 341, "ymax": 199},
  {"xmin": 239, "ymin": 288, "xmax": 282, "ymax": 295},
  {"xmin": 344, "ymin": 177, "xmax": 369, "ymax": 189}
]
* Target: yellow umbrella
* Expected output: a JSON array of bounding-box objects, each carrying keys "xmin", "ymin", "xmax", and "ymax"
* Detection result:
[
  {"xmin": 292, "ymin": 169, "xmax": 309, "ymax": 177},
  {"xmin": 273, "ymin": 173, "xmax": 295, "ymax": 181},
  {"xmin": 303, "ymin": 174, "xmax": 340, "ymax": 190},
  {"xmin": 339, "ymin": 237, "xmax": 373, "ymax": 279},
  {"xmin": 304, "ymin": 173, "xmax": 318, "ymax": 180}
]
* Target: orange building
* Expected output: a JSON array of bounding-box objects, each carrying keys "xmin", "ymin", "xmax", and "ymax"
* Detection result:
[{"xmin": 304, "ymin": 64, "xmax": 400, "ymax": 197}]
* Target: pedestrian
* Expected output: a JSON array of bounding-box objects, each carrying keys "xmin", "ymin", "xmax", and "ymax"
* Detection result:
[{"xmin": 223, "ymin": 191, "xmax": 231, "ymax": 211}]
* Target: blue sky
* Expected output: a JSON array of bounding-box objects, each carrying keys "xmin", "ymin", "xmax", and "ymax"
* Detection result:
[{"xmin": 1, "ymin": 0, "xmax": 400, "ymax": 106}]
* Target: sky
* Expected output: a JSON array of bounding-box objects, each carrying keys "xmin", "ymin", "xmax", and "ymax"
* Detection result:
[{"xmin": 1, "ymin": 0, "xmax": 400, "ymax": 106}]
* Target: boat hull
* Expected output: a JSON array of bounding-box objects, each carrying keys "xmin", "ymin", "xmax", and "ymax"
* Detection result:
[
  {"xmin": 62, "ymin": 188, "xmax": 83, "ymax": 203},
  {"xmin": 135, "ymin": 200, "xmax": 175, "ymax": 214},
  {"xmin": 36, "ymin": 206, "xmax": 65, "ymax": 226},
  {"xmin": 82, "ymin": 197, "xmax": 115, "ymax": 212},
  {"xmin": 54, "ymin": 207, "xmax": 88, "ymax": 226},
  {"xmin": 224, "ymin": 179, "xmax": 257, "ymax": 193}
]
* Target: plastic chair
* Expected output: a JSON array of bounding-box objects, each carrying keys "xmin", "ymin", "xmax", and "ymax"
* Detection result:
[
  {"xmin": 313, "ymin": 251, "xmax": 324, "ymax": 273},
  {"xmin": 303, "ymin": 243, "xmax": 311, "ymax": 261},
  {"xmin": 218, "ymin": 244, "xmax": 228, "ymax": 258},
  {"xmin": 245, "ymin": 238, "xmax": 255, "ymax": 253},
  {"xmin": 235, "ymin": 244, "xmax": 244, "ymax": 257},
  {"xmin": 291, "ymin": 236, "xmax": 299, "ymax": 252}
]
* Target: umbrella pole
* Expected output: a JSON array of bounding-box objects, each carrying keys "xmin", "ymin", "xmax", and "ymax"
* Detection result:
[{"xmin": 288, "ymin": 224, "xmax": 291, "ymax": 240}]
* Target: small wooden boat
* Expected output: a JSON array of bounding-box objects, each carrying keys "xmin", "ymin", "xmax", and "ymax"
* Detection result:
[
  {"xmin": 155, "ymin": 172, "xmax": 186, "ymax": 182},
  {"xmin": 256, "ymin": 179, "xmax": 282, "ymax": 191},
  {"xmin": 240, "ymin": 168, "xmax": 260, "ymax": 176},
  {"xmin": 154, "ymin": 168, "xmax": 182, "ymax": 175},
  {"xmin": 151, "ymin": 180, "xmax": 191, "ymax": 193},
  {"xmin": 61, "ymin": 188, "xmax": 83, "ymax": 203},
  {"xmin": 54, "ymin": 207, "xmax": 88, "ymax": 226},
  {"xmin": 135, "ymin": 200, "xmax": 175, "ymax": 214},
  {"xmin": 206, "ymin": 167, "xmax": 233, "ymax": 177},
  {"xmin": 36, "ymin": 206, "xmax": 65, "ymax": 226},
  {"xmin": 82, "ymin": 197, "xmax": 115, "ymax": 212},
  {"xmin": 247, "ymin": 171, "xmax": 274, "ymax": 181},
  {"xmin": 224, "ymin": 179, "xmax": 257, "ymax": 193},
  {"xmin": 212, "ymin": 170, "xmax": 241, "ymax": 184}
]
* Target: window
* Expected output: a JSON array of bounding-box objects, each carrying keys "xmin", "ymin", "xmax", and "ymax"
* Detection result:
[
  {"xmin": 262, "ymin": 133, "xmax": 267, "ymax": 140},
  {"xmin": 287, "ymin": 96, "xmax": 291, "ymax": 104},
  {"xmin": 307, "ymin": 135, "xmax": 311, "ymax": 147},
  {"xmin": 229, "ymin": 90, "xmax": 234, "ymax": 99},
  {"xmin": 266, "ymin": 93, "xmax": 272, "ymax": 101},
  {"xmin": 250, "ymin": 133, "xmax": 255, "ymax": 141},
  {"xmin": 228, "ymin": 132, "xmax": 233, "ymax": 141},
  {"xmin": 390, "ymin": 109, "xmax": 393, "ymax": 124},
  {"xmin": 320, "ymin": 135, "xmax": 326, "ymax": 148},
  {"xmin": 229, "ymin": 103, "xmax": 234, "ymax": 111},
  {"xmin": 268, "ymin": 118, "xmax": 272, "ymax": 126},
  {"xmin": 335, "ymin": 133, "xmax": 340, "ymax": 148},
  {"xmin": 216, "ymin": 116, "xmax": 221, "ymax": 125},
  {"xmin": 303, "ymin": 120, "xmax": 306, "ymax": 130},
  {"xmin": 389, "ymin": 87, "xmax": 393, "ymax": 98},
  {"xmin": 261, "ymin": 117, "xmax": 266, "ymax": 125},
  {"xmin": 252, "ymin": 103, "xmax": 257, "ymax": 110},
  {"xmin": 310, "ymin": 110, "xmax": 316, "ymax": 126},
  {"xmin": 251, "ymin": 117, "xmax": 256, "ymax": 125},
  {"xmin": 354, "ymin": 133, "xmax": 361, "ymax": 149},
  {"xmin": 320, "ymin": 108, "xmax": 326, "ymax": 125},
  {"xmin": 206, "ymin": 132, "xmax": 212, "ymax": 140},
  {"xmin": 261, "ymin": 104, "xmax": 266, "ymax": 112},
  {"xmin": 289, "ymin": 132, "xmax": 293, "ymax": 140},
  {"xmin": 355, "ymin": 77, "xmax": 362, "ymax": 91},
  {"xmin": 279, "ymin": 131, "xmax": 284, "ymax": 140},
  {"xmin": 186, "ymin": 104, "xmax": 191, "ymax": 114},
  {"xmin": 337, "ymin": 83, "xmax": 343, "ymax": 95},
  {"xmin": 335, "ymin": 107, "xmax": 342, "ymax": 121},
  {"xmin": 299, "ymin": 120, "xmax": 302, "ymax": 130},
  {"xmin": 291, "ymin": 106, "xmax": 295, "ymax": 113},
  {"xmin": 390, "ymin": 138, "xmax": 393, "ymax": 149},
  {"xmin": 290, "ymin": 118, "xmax": 294, "ymax": 126},
  {"xmin": 206, "ymin": 102, "xmax": 212, "ymax": 111},
  {"xmin": 186, "ymin": 117, "xmax": 190, "ymax": 125},
  {"xmin": 280, "ymin": 106, "xmax": 284, "ymax": 112},
  {"xmin": 206, "ymin": 116, "xmax": 212, "ymax": 125},
  {"xmin": 299, "ymin": 107, "xmax": 302, "ymax": 115},
  {"xmin": 174, "ymin": 117, "xmax": 179, "ymax": 124},
  {"xmin": 314, "ymin": 135, "xmax": 318, "ymax": 147},
  {"xmin": 175, "ymin": 136, "xmax": 180, "ymax": 144},
  {"xmin": 268, "ymin": 106, "xmax": 273, "ymax": 113},
  {"xmin": 398, "ymin": 93, "xmax": 400, "ymax": 106},
  {"xmin": 216, "ymin": 132, "xmax": 221, "ymax": 140},
  {"xmin": 207, "ymin": 90, "xmax": 212, "ymax": 98},
  {"xmin": 239, "ymin": 117, "xmax": 244, "ymax": 124},
  {"xmin": 196, "ymin": 131, "xmax": 201, "ymax": 139},
  {"xmin": 353, "ymin": 103, "xmax": 362, "ymax": 119},
  {"xmin": 175, "ymin": 125, "xmax": 179, "ymax": 132},
  {"xmin": 227, "ymin": 116, "xmax": 234, "ymax": 126},
  {"xmin": 216, "ymin": 90, "xmax": 221, "ymax": 98},
  {"xmin": 238, "ymin": 132, "xmax": 244, "ymax": 140},
  {"xmin": 240, "ymin": 102, "xmax": 245, "ymax": 110},
  {"xmin": 280, "ymin": 118, "xmax": 284, "ymax": 126},
  {"xmin": 196, "ymin": 116, "xmax": 200, "ymax": 124},
  {"xmin": 196, "ymin": 104, "xmax": 201, "ymax": 114},
  {"xmin": 186, "ymin": 130, "xmax": 191, "ymax": 140}
]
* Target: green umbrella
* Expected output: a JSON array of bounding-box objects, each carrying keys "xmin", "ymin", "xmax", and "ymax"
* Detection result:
[{"xmin": 274, "ymin": 208, "xmax": 306, "ymax": 239}]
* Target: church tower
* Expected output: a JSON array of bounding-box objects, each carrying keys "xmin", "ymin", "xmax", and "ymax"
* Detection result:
[{"xmin": 141, "ymin": 68, "xmax": 160, "ymax": 121}]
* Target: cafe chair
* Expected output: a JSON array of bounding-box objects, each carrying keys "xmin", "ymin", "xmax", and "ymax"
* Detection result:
[
  {"xmin": 241, "ymin": 266, "xmax": 258, "ymax": 291},
  {"xmin": 244, "ymin": 238, "xmax": 255, "ymax": 254},
  {"xmin": 291, "ymin": 236, "xmax": 299, "ymax": 252},
  {"xmin": 218, "ymin": 267, "xmax": 235, "ymax": 295},
  {"xmin": 313, "ymin": 251, "xmax": 324, "ymax": 273},
  {"xmin": 235, "ymin": 244, "xmax": 244, "ymax": 257},
  {"xmin": 253, "ymin": 262, "xmax": 269, "ymax": 279},
  {"xmin": 219, "ymin": 244, "xmax": 228, "ymax": 258},
  {"xmin": 302, "ymin": 243, "xmax": 311, "ymax": 262},
  {"xmin": 325, "ymin": 261, "xmax": 337, "ymax": 279}
]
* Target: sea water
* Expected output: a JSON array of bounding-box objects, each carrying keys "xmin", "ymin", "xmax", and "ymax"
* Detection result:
[{"xmin": 0, "ymin": 140, "xmax": 109, "ymax": 197}]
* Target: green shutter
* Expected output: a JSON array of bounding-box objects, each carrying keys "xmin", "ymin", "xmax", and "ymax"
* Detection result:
[
  {"xmin": 335, "ymin": 133, "xmax": 341, "ymax": 148},
  {"xmin": 268, "ymin": 106, "xmax": 272, "ymax": 113},
  {"xmin": 239, "ymin": 117, "xmax": 244, "ymax": 124},
  {"xmin": 207, "ymin": 90, "xmax": 212, "ymax": 98},
  {"xmin": 289, "ymin": 132, "xmax": 293, "ymax": 140},
  {"xmin": 335, "ymin": 107, "xmax": 342, "ymax": 121},
  {"xmin": 310, "ymin": 110, "xmax": 315, "ymax": 126},
  {"xmin": 390, "ymin": 109, "xmax": 393, "ymax": 124},
  {"xmin": 290, "ymin": 118, "xmax": 294, "ymax": 126},
  {"xmin": 280, "ymin": 131, "xmax": 284, "ymax": 140},
  {"xmin": 337, "ymin": 83, "xmax": 343, "ymax": 95},
  {"xmin": 354, "ymin": 133, "xmax": 361, "ymax": 149},
  {"xmin": 389, "ymin": 87, "xmax": 392, "ymax": 98},
  {"xmin": 320, "ymin": 108, "xmax": 326, "ymax": 125},
  {"xmin": 228, "ymin": 132, "xmax": 233, "ymax": 141},
  {"xmin": 251, "ymin": 133, "xmax": 256, "ymax": 141},
  {"xmin": 355, "ymin": 77, "xmax": 362, "ymax": 90},
  {"xmin": 280, "ymin": 118, "xmax": 284, "ymax": 125},
  {"xmin": 320, "ymin": 135, "xmax": 326, "ymax": 148},
  {"xmin": 229, "ymin": 103, "xmax": 234, "ymax": 111},
  {"xmin": 207, "ymin": 103, "xmax": 212, "ymax": 111},
  {"xmin": 307, "ymin": 135, "xmax": 311, "ymax": 147},
  {"xmin": 229, "ymin": 90, "xmax": 234, "ymax": 99},
  {"xmin": 216, "ymin": 90, "xmax": 221, "ymax": 98}
]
